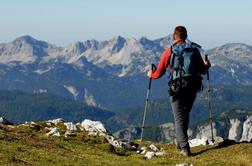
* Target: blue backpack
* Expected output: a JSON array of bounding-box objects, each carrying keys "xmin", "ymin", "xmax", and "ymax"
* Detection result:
[{"xmin": 168, "ymin": 42, "xmax": 203, "ymax": 95}]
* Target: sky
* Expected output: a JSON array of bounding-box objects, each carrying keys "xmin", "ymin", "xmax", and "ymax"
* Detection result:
[{"xmin": 0, "ymin": 0, "xmax": 251, "ymax": 49}]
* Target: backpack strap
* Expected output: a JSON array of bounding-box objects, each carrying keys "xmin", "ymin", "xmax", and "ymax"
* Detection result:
[
  {"xmin": 169, "ymin": 45, "xmax": 174, "ymax": 71},
  {"xmin": 170, "ymin": 47, "xmax": 186, "ymax": 76},
  {"xmin": 169, "ymin": 45, "xmax": 175, "ymax": 81},
  {"xmin": 190, "ymin": 42, "xmax": 201, "ymax": 48},
  {"xmin": 169, "ymin": 44, "xmax": 179, "ymax": 73}
]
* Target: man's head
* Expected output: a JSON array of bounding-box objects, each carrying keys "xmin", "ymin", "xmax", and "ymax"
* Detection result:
[{"xmin": 173, "ymin": 26, "xmax": 187, "ymax": 41}]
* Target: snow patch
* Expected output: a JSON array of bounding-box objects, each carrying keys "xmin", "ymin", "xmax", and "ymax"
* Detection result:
[
  {"xmin": 33, "ymin": 89, "xmax": 47, "ymax": 93},
  {"xmin": 118, "ymin": 66, "xmax": 131, "ymax": 77},
  {"xmin": 84, "ymin": 89, "xmax": 97, "ymax": 106},
  {"xmin": 33, "ymin": 67, "xmax": 51, "ymax": 74},
  {"xmin": 64, "ymin": 85, "xmax": 79, "ymax": 100}
]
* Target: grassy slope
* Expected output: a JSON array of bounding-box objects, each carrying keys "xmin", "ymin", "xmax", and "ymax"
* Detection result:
[{"xmin": 0, "ymin": 124, "xmax": 252, "ymax": 166}]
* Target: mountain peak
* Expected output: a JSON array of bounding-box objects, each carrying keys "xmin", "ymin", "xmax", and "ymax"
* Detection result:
[
  {"xmin": 139, "ymin": 36, "xmax": 154, "ymax": 46},
  {"xmin": 154, "ymin": 34, "xmax": 173, "ymax": 48},
  {"xmin": 218, "ymin": 43, "xmax": 252, "ymax": 50},
  {"xmin": 208, "ymin": 43, "xmax": 252, "ymax": 60},
  {"xmin": 139, "ymin": 36, "xmax": 163, "ymax": 52},
  {"xmin": 109, "ymin": 36, "xmax": 126, "ymax": 53},
  {"xmin": 5, "ymin": 35, "xmax": 50, "ymax": 58},
  {"xmin": 84, "ymin": 39, "xmax": 99, "ymax": 50},
  {"xmin": 139, "ymin": 36, "xmax": 151, "ymax": 42},
  {"xmin": 14, "ymin": 35, "xmax": 38, "ymax": 44},
  {"xmin": 65, "ymin": 41, "xmax": 86, "ymax": 55},
  {"xmin": 112, "ymin": 35, "xmax": 125, "ymax": 41}
]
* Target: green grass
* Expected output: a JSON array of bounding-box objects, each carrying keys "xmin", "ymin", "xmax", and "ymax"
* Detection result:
[{"xmin": 0, "ymin": 123, "xmax": 252, "ymax": 166}]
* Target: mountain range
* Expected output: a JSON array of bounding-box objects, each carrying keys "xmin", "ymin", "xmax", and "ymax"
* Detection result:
[{"xmin": 0, "ymin": 35, "xmax": 252, "ymax": 113}]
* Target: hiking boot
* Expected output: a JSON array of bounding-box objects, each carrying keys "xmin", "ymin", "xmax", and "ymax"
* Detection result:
[
  {"xmin": 174, "ymin": 139, "xmax": 181, "ymax": 150},
  {"xmin": 180, "ymin": 148, "xmax": 192, "ymax": 157}
]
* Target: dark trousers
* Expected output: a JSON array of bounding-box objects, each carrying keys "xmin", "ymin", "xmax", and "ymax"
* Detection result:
[{"xmin": 170, "ymin": 89, "xmax": 197, "ymax": 149}]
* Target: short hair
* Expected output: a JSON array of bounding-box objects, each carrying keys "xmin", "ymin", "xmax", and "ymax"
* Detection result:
[{"xmin": 174, "ymin": 26, "xmax": 188, "ymax": 40}]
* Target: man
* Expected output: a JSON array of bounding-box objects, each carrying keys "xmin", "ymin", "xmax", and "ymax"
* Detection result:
[{"xmin": 147, "ymin": 26, "xmax": 211, "ymax": 156}]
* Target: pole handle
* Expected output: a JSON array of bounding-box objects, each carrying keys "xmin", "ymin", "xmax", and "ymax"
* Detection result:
[
  {"xmin": 147, "ymin": 64, "xmax": 156, "ymax": 89},
  {"xmin": 151, "ymin": 64, "xmax": 157, "ymax": 72},
  {"xmin": 205, "ymin": 54, "xmax": 210, "ymax": 80}
]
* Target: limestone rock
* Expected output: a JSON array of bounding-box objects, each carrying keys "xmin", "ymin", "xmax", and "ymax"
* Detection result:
[
  {"xmin": 145, "ymin": 151, "xmax": 155, "ymax": 159},
  {"xmin": 0, "ymin": 117, "xmax": 12, "ymax": 125},
  {"xmin": 81, "ymin": 119, "xmax": 106, "ymax": 133}
]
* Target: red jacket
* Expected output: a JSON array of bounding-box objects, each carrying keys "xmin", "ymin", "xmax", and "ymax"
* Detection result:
[{"xmin": 151, "ymin": 40, "xmax": 207, "ymax": 79}]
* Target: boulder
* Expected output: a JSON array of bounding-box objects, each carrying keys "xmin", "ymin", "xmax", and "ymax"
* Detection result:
[
  {"xmin": 81, "ymin": 119, "xmax": 106, "ymax": 133},
  {"xmin": 149, "ymin": 144, "xmax": 160, "ymax": 152},
  {"xmin": 47, "ymin": 118, "xmax": 65, "ymax": 125},
  {"xmin": 175, "ymin": 163, "xmax": 194, "ymax": 166},
  {"xmin": 189, "ymin": 136, "xmax": 208, "ymax": 147},
  {"xmin": 145, "ymin": 151, "xmax": 155, "ymax": 159},
  {"xmin": 46, "ymin": 127, "xmax": 60, "ymax": 137},
  {"xmin": 155, "ymin": 151, "xmax": 166, "ymax": 157},
  {"xmin": 228, "ymin": 118, "xmax": 243, "ymax": 142},
  {"xmin": 0, "ymin": 117, "xmax": 12, "ymax": 125},
  {"xmin": 240, "ymin": 116, "xmax": 252, "ymax": 142},
  {"xmin": 64, "ymin": 122, "xmax": 79, "ymax": 131}
]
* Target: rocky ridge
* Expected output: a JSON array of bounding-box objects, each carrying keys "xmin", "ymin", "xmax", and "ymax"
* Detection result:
[{"xmin": 114, "ymin": 109, "xmax": 252, "ymax": 144}]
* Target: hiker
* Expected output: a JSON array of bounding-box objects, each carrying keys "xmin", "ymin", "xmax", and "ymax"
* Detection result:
[{"xmin": 147, "ymin": 26, "xmax": 211, "ymax": 156}]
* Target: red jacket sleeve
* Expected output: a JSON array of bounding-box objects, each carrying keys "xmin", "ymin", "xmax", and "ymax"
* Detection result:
[{"xmin": 151, "ymin": 48, "xmax": 171, "ymax": 79}]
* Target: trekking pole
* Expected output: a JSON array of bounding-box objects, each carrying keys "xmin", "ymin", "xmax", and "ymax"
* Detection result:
[
  {"xmin": 140, "ymin": 64, "xmax": 156, "ymax": 143},
  {"xmin": 205, "ymin": 54, "xmax": 214, "ymax": 143}
]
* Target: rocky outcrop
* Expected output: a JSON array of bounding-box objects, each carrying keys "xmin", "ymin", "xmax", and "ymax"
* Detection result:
[
  {"xmin": 114, "ymin": 123, "xmax": 176, "ymax": 143},
  {"xmin": 196, "ymin": 122, "xmax": 218, "ymax": 139},
  {"xmin": 114, "ymin": 127, "xmax": 141, "ymax": 142},
  {"xmin": 0, "ymin": 117, "xmax": 12, "ymax": 125},
  {"xmin": 81, "ymin": 119, "xmax": 106, "ymax": 133},
  {"xmin": 115, "ymin": 110, "xmax": 252, "ymax": 144},
  {"xmin": 240, "ymin": 116, "xmax": 252, "ymax": 142},
  {"xmin": 228, "ymin": 118, "xmax": 243, "ymax": 141},
  {"xmin": 159, "ymin": 123, "xmax": 176, "ymax": 143},
  {"xmin": 37, "ymin": 118, "xmax": 165, "ymax": 160},
  {"xmin": 194, "ymin": 113, "xmax": 252, "ymax": 142}
]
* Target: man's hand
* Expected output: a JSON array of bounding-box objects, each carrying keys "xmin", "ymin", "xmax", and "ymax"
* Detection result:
[
  {"xmin": 147, "ymin": 71, "xmax": 152, "ymax": 78},
  {"xmin": 204, "ymin": 60, "xmax": 211, "ymax": 69}
]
